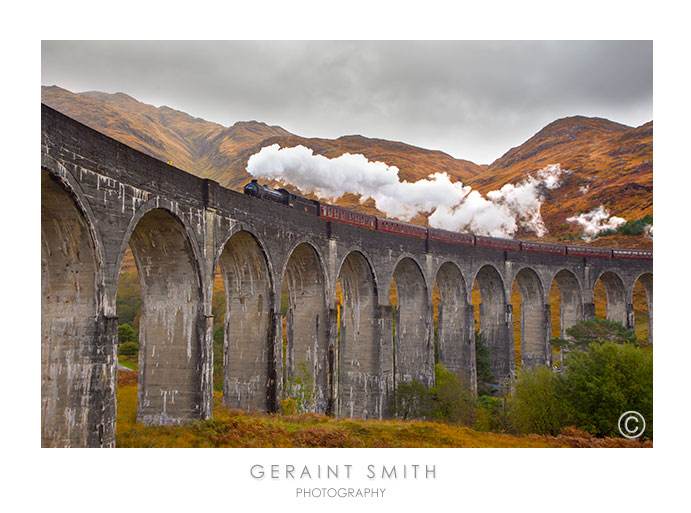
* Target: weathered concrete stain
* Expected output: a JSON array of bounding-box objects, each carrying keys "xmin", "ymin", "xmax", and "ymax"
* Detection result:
[
  {"xmin": 129, "ymin": 209, "xmax": 203, "ymax": 425},
  {"xmin": 435, "ymin": 262, "xmax": 475, "ymax": 390},
  {"xmin": 220, "ymin": 231, "xmax": 272, "ymax": 412},
  {"xmin": 337, "ymin": 251, "xmax": 380, "ymax": 419}
]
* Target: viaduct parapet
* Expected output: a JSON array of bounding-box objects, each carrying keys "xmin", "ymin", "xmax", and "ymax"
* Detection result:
[{"xmin": 41, "ymin": 104, "xmax": 653, "ymax": 447}]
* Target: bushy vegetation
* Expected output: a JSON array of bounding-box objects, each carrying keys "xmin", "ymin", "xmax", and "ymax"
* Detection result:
[
  {"xmin": 115, "ymin": 374, "xmax": 650, "ymax": 447},
  {"xmin": 469, "ymin": 319, "xmax": 652, "ymax": 439},
  {"xmin": 507, "ymin": 320, "xmax": 652, "ymax": 438},
  {"xmin": 555, "ymin": 341, "xmax": 652, "ymax": 437},
  {"xmin": 475, "ymin": 331, "xmax": 495, "ymax": 396},
  {"xmin": 117, "ymin": 322, "xmax": 139, "ymax": 368},
  {"xmin": 213, "ymin": 325, "xmax": 224, "ymax": 392},
  {"xmin": 116, "ymin": 271, "xmax": 141, "ymax": 330},
  {"xmin": 509, "ymin": 366, "xmax": 563, "ymax": 435},
  {"xmin": 550, "ymin": 317, "xmax": 638, "ymax": 351},
  {"xmin": 119, "ymin": 341, "xmax": 139, "ymax": 357},
  {"xmin": 282, "ymin": 361, "xmax": 316, "ymax": 414},
  {"xmin": 391, "ymin": 364, "xmax": 477, "ymax": 426},
  {"xmin": 391, "ymin": 380, "xmax": 431, "ymax": 420},
  {"xmin": 596, "ymin": 214, "xmax": 652, "ymax": 238},
  {"xmin": 118, "ymin": 323, "xmax": 137, "ymax": 344}
]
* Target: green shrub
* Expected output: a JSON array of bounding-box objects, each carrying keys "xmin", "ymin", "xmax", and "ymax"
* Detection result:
[
  {"xmin": 429, "ymin": 364, "xmax": 477, "ymax": 426},
  {"xmin": 555, "ymin": 342, "xmax": 653, "ymax": 438},
  {"xmin": 119, "ymin": 341, "xmax": 139, "ymax": 358},
  {"xmin": 550, "ymin": 318, "xmax": 637, "ymax": 351},
  {"xmin": 391, "ymin": 379, "xmax": 432, "ymax": 420},
  {"xmin": 475, "ymin": 331, "xmax": 495, "ymax": 395},
  {"xmin": 117, "ymin": 323, "xmax": 137, "ymax": 344},
  {"xmin": 474, "ymin": 395, "xmax": 512, "ymax": 433},
  {"xmin": 509, "ymin": 365, "xmax": 564, "ymax": 435},
  {"xmin": 391, "ymin": 365, "xmax": 477, "ymax": 425},
  {"xmin": 283, "ymin": 361, "xmax": 316, "ymax": 414},
  {"xmin": 116, "ymin": 271, "xmax": 141, "ymax": 330},
  {"xmin": 213, "ymin": 325, "xmax": 224, "ymax": 392},
  {"xmin": 592, "ymin": 215, "xmax": 652, "ymax": 239}
]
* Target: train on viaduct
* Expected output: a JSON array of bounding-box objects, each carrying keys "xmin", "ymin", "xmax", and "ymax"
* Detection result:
[{"xmin": 41, "ymin": 104, "xmax": 653, "ymax": 447}]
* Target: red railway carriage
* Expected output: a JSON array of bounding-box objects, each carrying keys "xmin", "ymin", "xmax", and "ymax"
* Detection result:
[
  {"xmin": 566, "ymin": 245, "xmax": 613, "ymax": 258},
  {"xmin": 428, "ymin": 227, "xmax": 475, "ymax": 245},
  {"xmin": 246, "ymin": 183, "xmax": 652, "ymax": 261},
  {"xmin": 612, "ymin": 248, "xmax": 653, "ymax": 261},
  {"xmin": 521, "ymin": 241, "xmax": 567, "ymax": 255},
  {"xmin": 475, "ymin": 235, "xmax": 521, "ymax": 251},
  {"xmin": 377, "ymin": 218, "xmax": 427, "ymax": 239},
  {"xmin": 319, "ymin": 204, "xmax": 376, "ymax": 229}
]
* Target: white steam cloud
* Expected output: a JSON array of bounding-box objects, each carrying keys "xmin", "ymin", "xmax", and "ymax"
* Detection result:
[
  {"xmin": 566, "ymin": 206, "xmax": 626, "ymax": 241},
  {"xmin": 246, "ymin": 144, "xmax": 566, "ymax": 238}
]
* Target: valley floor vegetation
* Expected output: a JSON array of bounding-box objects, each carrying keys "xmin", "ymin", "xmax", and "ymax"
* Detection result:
[{"xmin": 115, "ymin": 318, "xmax": 652, "ymax": 448}]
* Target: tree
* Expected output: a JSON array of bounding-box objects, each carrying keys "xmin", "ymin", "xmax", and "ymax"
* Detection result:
[
  {"xmin": 509, "ymin": 365, "xmax": 564, "ymax": 435},
  {"xmin": 555, "ymin": 342, "xmax": 652, "ymax": 438},
  {"xmin": 391, "ymin": 380, "xmax": 432, "ymax": 420},
  {"xmin": 429, "ymin": 364, "xmax": 477, "ymax": 426},
  {"xmin": 119, "ymin": 341, "xmax": 139, "ymax": 358},
  {"xmin": 118, "ymin": 323, "xmax": 137, "ymax": 344},
  {"xmin": 390, "ymin": 365, "xmax": 477, "ymax": 424},
  {"xmin": 475, "ymin": 331, "xmax": 495, "ymax": 395},
  {"xmin": 550, "ymin": 318, "xmax": 636, "ymax": 351}
]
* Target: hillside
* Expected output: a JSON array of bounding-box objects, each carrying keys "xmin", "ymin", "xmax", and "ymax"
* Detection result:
[
  {"xmin": 41, "ymin": 86, "xmax": 293, "ymax": 180},
  {"xmin": 41, "ymin": 86, "xmax": 652, "ymax": 248},
  {"xmin": 481, "ymin": 116, "xmax": 653, "ymax": 245}
]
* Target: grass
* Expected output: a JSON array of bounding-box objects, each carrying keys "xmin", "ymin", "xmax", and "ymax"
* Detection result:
[
  {"xmin": 115, "ymin": 371, "xmax": 651, "ymax": 448},
  {"xmin": 117, "ymin": 357, "xmax": 138, "ymax": 371}
]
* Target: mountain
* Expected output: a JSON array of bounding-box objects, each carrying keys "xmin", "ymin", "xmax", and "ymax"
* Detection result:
[
  {"xmin": 41, "ymin": 86, "xmax": 293, "ymax": 181},
  {"xmin": 41, "ymin": 86, "xmax": 652, "ymax": 248},
  {"xmin": 480, "ymin": 116, "xmax": 652, "ymax": 246}
]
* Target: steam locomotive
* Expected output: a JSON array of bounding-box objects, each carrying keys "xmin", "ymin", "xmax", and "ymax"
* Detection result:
[{"xmin": 243, "ymin": 180, "xmax": 652, "ymax": 261}]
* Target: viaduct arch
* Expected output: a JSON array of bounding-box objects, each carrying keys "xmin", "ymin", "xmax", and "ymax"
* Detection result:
[{"xmin": 41, "ymin": 104, "xmax": 653, "ymax": 446}]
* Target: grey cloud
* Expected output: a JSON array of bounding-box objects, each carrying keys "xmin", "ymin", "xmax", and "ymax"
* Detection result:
[{"xmin": 41, "ymin": 40, "xmax": 652, "ymax": 164}]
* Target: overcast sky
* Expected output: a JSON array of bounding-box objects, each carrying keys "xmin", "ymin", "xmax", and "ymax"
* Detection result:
[{"xmin": 41, "ymin": 40, "xmax": 652, "ymax": 164}]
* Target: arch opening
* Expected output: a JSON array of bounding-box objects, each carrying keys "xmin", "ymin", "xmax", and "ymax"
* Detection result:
[
  {"xmin": 114, "ymin": 246, "xmax": 141, "ymax": 432},
  {"xmin": 472, "ymin": 265, "xmax": 513, "ymax": 388},
  {"xmin": 217, "ymin": 231, "xmax": 274, "ymax": 412},
  {"xmin": 125, "ymin": 208, "xmax": 204, "ymax": 425},
  {"xmin": 594, "ymin": 271, "xmax": 627, "ymax": 326},
  {"xmin": 281, "ymin": 243, "xmax": 329, "ymax": 414},
  {"xmin": 392, "ymin": 258, "xmax": 432, "ymax": 388},
  {"xmin": 41, "ymin": 170, "xmax": 105, "ymax": 447},
  {"xmin": 434, "ymin": 263, "xmax": 474, "ymax": 389},
  {"xmin": 511, "ymin": 268, "xmax": 549, "ymax": 370},
  {"xmin": 336, "ymin": 252, "xmax": 380, "ymax": 419},
  {"xmin": 548, "ymin": 270, "xmax": 582, "ymax": 369}
]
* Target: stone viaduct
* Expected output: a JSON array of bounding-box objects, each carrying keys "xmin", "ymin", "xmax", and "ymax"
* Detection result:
[{"xmin": 41, "ymin": 105, "xmax": 653, "ymax": 447}]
